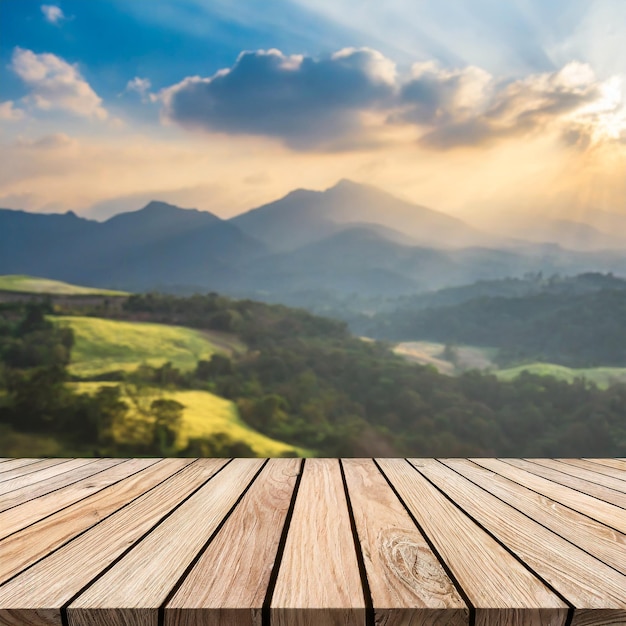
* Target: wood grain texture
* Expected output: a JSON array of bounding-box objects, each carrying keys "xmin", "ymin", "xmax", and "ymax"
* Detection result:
[
  {"xmin": 0, "ymin": 458, "xmax": 174, "ymax": 583},
  {"xmin": 271, "ymin": 458, "xmax": 366, "ymax": 626},
  {"xmin": 165, "ymin": 458, "xmax": 301, "ymax": 626},
  {"xmin": 342, "ymin": 459, "xmax": 468, "ymax": 626},
  {"xmin": 473, "ymin": 458, "xmax": 626, "ymax": 534},
  {"xmin": 68, "ymin": 458, "xmax": 265, "ymax": 626},
  {"xmin": 555, "ymin": 459, "xmax": 626, "ymax": 488},
  {"xmin": 0, "ymin": 458, "xmax": 73, "ymax": 486},
  {"xmin": 506, "ymin": 459, "xmax": 626, "ymax": 509},
  {"xmin": 2, "ymin": 458, "xmax": 626, "ymax": 626},
  {"xmin": 0, "ymin": 459, "xmax": 227, "ymax": 626},
  {"xmin": 0, "ymin": 459, "xmax": 95, "ymax": 495},
  {"xmin": 0, "ymin": 458, "xmax": 129, "ymax": 540},
  {"xmin": 411, "ymin": 460, "xmax": 626, "ymax": 616},
  {"xmin": 0, "ymin": 459, "xmax": 117, "ymax": 513},
  {"xmin": 533, "ymin": 459, "xmax": 626, "ymax": 494},
  {"xmin": 0, "ymin": 458, "xmax": 42, "ymax": 475},
  {"xmin": 377, "ymin": 459, "xmax": 568, "ymax": 626},
  {"xmin": 584, "ymin": 459, "xmax": 626, "ymax": 472},
  {"xmin": 570, "ymin": 609, "xmax": 626, "ymax": 625},
  {"xmin": 443, "ymin": 459, "xmax": 626, "ymax": 576}
]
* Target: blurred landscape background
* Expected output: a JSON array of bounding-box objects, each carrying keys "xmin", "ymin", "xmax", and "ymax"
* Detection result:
[{"xmin": 1, "ymin": 0, "xmax": 626, "ymax": 457}]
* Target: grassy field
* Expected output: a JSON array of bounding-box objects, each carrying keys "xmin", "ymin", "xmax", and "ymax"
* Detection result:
[
  {"xmin": 393, "ymin": 341, "xmax": 496, "ymax": 374},
  {"xmin": 54, "ymin": 316, "xmax": 223, "ymax": 377},
  {"xmin": 393, "ymin": 340, "xmax": 626, "ymax": 388},
  {"xmin": 496, "ymin": 363, "xmax": 626, "ymax": 388},
  {"xmin": 0, "ymin": 275, "xmax": 128, "ymax": 296},
  {"xmin": 72, "ymin": 382, "xmax": 306, "ymax": 457}
]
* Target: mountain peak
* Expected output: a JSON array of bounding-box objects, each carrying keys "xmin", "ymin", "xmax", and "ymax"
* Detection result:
[
  {"xmin": 328, "ymin": 178, "xmax": 366, "ymax": 192},
  {"xmin": 141, "ymin": 200, "xmax": 194, "ymax": 213}
]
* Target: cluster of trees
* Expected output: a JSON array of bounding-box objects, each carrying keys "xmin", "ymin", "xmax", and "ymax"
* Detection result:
[
  {"xmin": 2, "ymin": 293, "xmax": 626, "ymax": 457},
  {"xmin": 110, "ymin": 293, "xmax": 626, "ymax": 457},
  {"xmin": 357, "ymin": 274, "xmax": 626, "ymax": 367},
  {"xmin": 0, "ymin": 303, "xmax": 247, "ymax": 456}
]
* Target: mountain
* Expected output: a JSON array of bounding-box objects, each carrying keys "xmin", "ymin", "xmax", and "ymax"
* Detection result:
[
  {"xmin": 506, "ymin": 218, "xmax": 622, "ymax": 251},
  {"xmin": 2, "ymin": 183, "xmax": 626, "ymax": 301},
  {"xmin": 0, "ymin": 202, "xmax": 267, "ymax": 291},
  {"xmin": 0, "ymin": 208, "xmax": 98, "ymax": 277},
  {"xmin": 584, "ymin": 209, "xmax": 626, "ymax": 243},
  {"xmin": 98, "ymin": 201, "xmax": 221, "ymax": 248},
  {"xmin": 231, "ymin": 179, "xmax": 491, "ymax": 251}
]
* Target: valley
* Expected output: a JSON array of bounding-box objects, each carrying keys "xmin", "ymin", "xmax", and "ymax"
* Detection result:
[
  {"xmin": 1, "ymin": 280, "xmax": 625, "ymax": 458},
  {"xmin": 1, "ymin": 182, "xmax": 626, "ymax": 459}
]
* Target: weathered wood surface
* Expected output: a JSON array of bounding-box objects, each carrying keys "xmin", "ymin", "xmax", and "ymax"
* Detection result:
[{"xmin": 0, "ymin": 458, "xmax": 625, "ymax": 626}]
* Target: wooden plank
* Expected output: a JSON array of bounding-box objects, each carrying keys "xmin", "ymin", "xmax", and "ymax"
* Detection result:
[
  {"xmin": 532, "ymin": 459, "xmax": 626, "ymax": 494},
  {"xmin": 0, "ymin": 458, "xmax": 128, "ymax": 540},
  {"xmin": 559, "ymin": 459, "xmax": 626, "ymax": 486},
  {"xmin": 271, "ymin": 458, "xmax": 366, "ymax": 626},
  {"xmin": 377, "ymin": 458, "xmax": 568, "ymax": 626},
  {"xmin": 444, "ymin": 459, "xmax": 626, "ymax": 576},
  {"xmin": 165, "ymin": 458, "xmax": 300, "ymax": 626},
  {"xmin": 0, "ymin": 458, "xmax": 174, "ymax": 583},
  {"xmin": 473, "ymin": 459, "xmax": 626, "ymax": 534},
  {"xmin": 0, "ymin": 459, "xmax": 72, "ymax": 485},
  {"xmin": 68, "ymin": 458, "xmax": 265, "ymax": 626},
  {"xmin": 585, "ymin": 459, "xmax": 626, "ymax": 472},
  {"xmin": 0, "ymin": 458, "xmax": 97, "ymax": 497},
  {"xmin": 0, "ymin": 459, "xmax": 121, "ymax": 513},
  {"xmin": 0, "ymin": 458, "xmax": 42, "ymax": 475},
  {"xmin": 411, "ymin": 459, "xmax": 626, "ymax": 624},
  {"xmin": 342, "ymin": 459, "xmax": 468, "ymax": 626},
  {"xmin": 0, "ymin": 458, "xmax": 228, "ymax": 626},
  {"xmin": 506, "ymin": 459, "xmax": 626, "ymax": 509}
]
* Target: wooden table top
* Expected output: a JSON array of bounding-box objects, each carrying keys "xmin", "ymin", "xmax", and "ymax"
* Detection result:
[{"xmin": 0, "ymin": 457, "xmax": 625, "ymax": 626}]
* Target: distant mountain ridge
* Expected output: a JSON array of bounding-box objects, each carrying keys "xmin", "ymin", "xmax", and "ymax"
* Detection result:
[
  {"xmin": 2, "ymin": 180, "xmax": 626, "ymax": 300},
  {"xmin": 232, "ymin": 178, "xmax": 492, "ymax": 250}
]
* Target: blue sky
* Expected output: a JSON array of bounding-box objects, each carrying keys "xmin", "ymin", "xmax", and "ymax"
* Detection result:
[{"xmin": 0, "ymin": 0, "xmax": 625, "ymax": 221}]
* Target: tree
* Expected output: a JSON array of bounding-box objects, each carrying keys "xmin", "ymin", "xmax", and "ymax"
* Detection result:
[{"xmin": 151, "ymin": 398, "xmax": 184, "ymax": 454}]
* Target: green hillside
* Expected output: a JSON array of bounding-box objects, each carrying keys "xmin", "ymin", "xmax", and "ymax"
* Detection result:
[
  {"xmin": 72, "ymin": 383, "xmax": 305, "ymax": 457},
  {"xmin": 54, "ymin": 316, "xmax": 222, "ymax": 377},
  {"xmin": 0, "ymin": 275, "xmax": 128, "ymax": 296},
  {"xmin": 496, "ymin": 363, "xmax": 626, "ymax": 389}
]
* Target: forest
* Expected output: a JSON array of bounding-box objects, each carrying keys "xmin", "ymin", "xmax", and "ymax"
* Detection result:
[
  {"xmin": 354, "ymin": 273, "xmax": 626, "ymax": 367},
  {"xmin": 1, "ymin": 292, "xmax": 625, "ymax": 458}
]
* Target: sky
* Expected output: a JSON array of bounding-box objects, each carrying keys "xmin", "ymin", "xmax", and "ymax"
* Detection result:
[{"xmin": 1, "ymin": 0, "xmax": 626, "ymax": 224}]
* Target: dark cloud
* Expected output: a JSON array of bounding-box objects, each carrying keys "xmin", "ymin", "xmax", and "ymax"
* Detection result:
[
  {"xmin": 161, "ymin": 48, "xmax": 396, "ymax": 150},
  {"xmin": 160, "ymin": 50, "xmax": 619, "ymax": 152}
]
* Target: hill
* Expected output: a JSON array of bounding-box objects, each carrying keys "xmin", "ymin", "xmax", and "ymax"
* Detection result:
[
  {"xmin": 496, "ymin": 363, "xmax": 626, "ymax": 389},
  {"xmin": 72, "ymin": 383, "xmax": 304, "ymax": 457},
  {"xmin": 53, "ymin": 316, "xmax": 231, "ymax": 377},
  {"xmin": 0, "ymin": 275, "xmax": 128, "ymax": 296},
  {"xmin": 360, "ymin": 274, "xmax": 626, "ymax": 367},
  {"xmin": 2, "ymin": 292, "xmax": 626, "ymax": 457}
]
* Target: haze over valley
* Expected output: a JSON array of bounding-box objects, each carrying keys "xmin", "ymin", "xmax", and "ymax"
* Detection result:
[{"xmin": 3, "ymin": 179, "xmax": 626, "ymax": 304}]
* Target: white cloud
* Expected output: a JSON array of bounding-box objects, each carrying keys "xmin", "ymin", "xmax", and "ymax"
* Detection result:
[
  {"xmin": 124, "ymin": 77, "xmax": 153, "ymax": 102},
  {"xmin": 396, "ymin": 60, "xmax": 625, "ymax": 149},
  {"xmin": 0, "ymin": 101, "xmax": 25, "ymax": 121},
  {"xmin": 41, "ymin": 5, "xmax": 64, "ymax": 24},
  {"xmin": 10, "ymin": 48, "xmax": 108, "ymax": 120}
]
